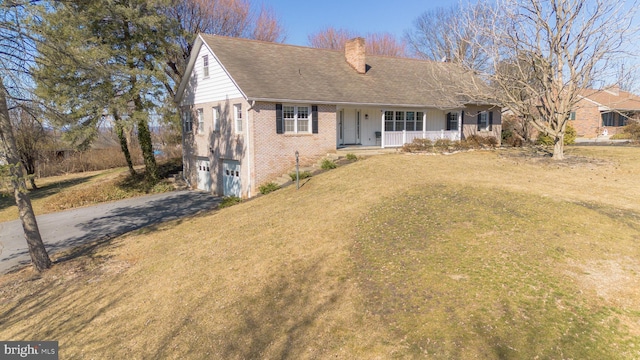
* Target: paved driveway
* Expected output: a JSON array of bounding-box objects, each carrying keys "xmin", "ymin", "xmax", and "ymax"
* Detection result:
[{"xmin": 0, "ymin": 190, "xmax": 220, "ymax": 273}]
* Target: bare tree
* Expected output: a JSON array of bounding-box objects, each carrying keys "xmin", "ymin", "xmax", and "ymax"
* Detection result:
[
  {"xmin": 10, "ymin": 105, "xmax": 47, "ymax": 189},
  {"xmin": 0, "ymin": 0, "xmax": 51, "ymax": 271},
  {"xmin": 308, "ymin": 27, "xmax": 407, "ymax": 57},
  {"xmin": 164, "ymin": 0, "xmax": 285, "ymax": 97},
  {"xmin": 473, "ymin": 0, "xmax": 637, "ymax": 159},
  {"xmin": 405, "ymin": 2, "xmax": 492, "ymax": 70}
]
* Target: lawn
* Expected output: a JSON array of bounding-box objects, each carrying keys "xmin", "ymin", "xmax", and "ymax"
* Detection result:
[{"xmin": 0, "ymin": 147, "xmax": 639, "ymax": 359}]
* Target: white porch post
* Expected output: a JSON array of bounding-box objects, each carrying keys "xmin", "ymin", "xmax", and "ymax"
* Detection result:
[
  {"xmin": 422, "ymin": 111, "xmax": 427, "ymax": 139},
  {"xmin": 458, "ymin": 111, "xmax": 463, "ymax": 140},
  {"xmin": 381, "ymin": 110, "xmax": 385, "ymax": 148}
]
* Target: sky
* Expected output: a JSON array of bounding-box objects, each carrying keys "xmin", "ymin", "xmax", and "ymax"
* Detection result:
[{"xmin": 264, "ymin": 0, "xmax": 460, "ymax": 46}]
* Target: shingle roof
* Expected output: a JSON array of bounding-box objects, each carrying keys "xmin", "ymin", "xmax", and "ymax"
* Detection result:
[
  {"xmin": 200, "ymin": 34, "xmax": 491, "ymax": 109},
  {"xmin": 579, "ymin": 87, "xmax": 640, "ymax": 111}
]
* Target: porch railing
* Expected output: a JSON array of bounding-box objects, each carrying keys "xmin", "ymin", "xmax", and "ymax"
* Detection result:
[{"xmin": 384, "ymin": 130, "xmax": 460, "ymax": 148}]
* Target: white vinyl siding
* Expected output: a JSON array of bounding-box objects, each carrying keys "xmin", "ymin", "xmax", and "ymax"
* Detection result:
[{"xmin": 181, "ymin": 45, "xmax": 243, "ymax": 106}]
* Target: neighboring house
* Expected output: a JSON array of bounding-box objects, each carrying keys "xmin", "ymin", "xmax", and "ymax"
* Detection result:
[
  {"xmin": 570, "ymin": 86, "xmax": 640, "ymax": 138},
  {"xmin": 175, "ymin": 34, "xmax": 501, "ymax": 198}
]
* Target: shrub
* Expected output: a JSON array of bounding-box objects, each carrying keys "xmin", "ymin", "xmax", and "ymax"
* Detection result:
[
  {"xmin": 610, "ymin": 132, "xmax": 632, "ymax": 140},
  {"xmin": 345, "ymin": 153, "xmax": 358, "ymax": 161},
  {"xmin": 259, "ymin": 182, "xmax": 280, "ymax": 195},
  {"xmin": 615, "ymin": 119, "xmax": 640, "ymax": 140},
  {"xmin": 289, "ymin": 170, "xmax": 312, "ymax": 182},
  {"xmin": 219, "ymin": 196, "xmax": 242, "ymax": 208},
  {"xmin": 501, "ymin": 114, "xmax": 535, "ymax": 146},
  {"xmin": 402, "ymin": 138, "xmax": 433, "ymax": 153},
  {"xmin": 321, "ymin": 158, "xmax": 337, "ymax": 170},
  {"xmin": 536, "ymin": 123, "xmax": 577, "ymax": 146}
]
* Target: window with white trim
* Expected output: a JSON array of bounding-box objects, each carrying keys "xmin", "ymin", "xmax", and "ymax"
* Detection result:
[
  {"xmin": 234, "ymin": 104, "xmax": 243, "ymax": 133},
  {"xmin": 416, "ymin": 112, "xmax": 424, "ymax": 131},
  {"xmin": 202, "ymin": 55, "xmax": 209, "ymax": 78},
  {"xmin": 182, "ymin": 110, "xmax": 193, "ymax": 133},
  {"xmin": 478, "ymin": 111, "xmax": 489, "ymax": 131},
  {"xmin": 406, "ymin": 111, "xmax": 415, "ymax": 131},
  {"xmin": 283, "ymin": 105, "xmax": 311, "ymax": 133},
  {"xmin": 395, "ymin": 111, "xmax": 405, "ymax": 131},
  {"xmin": 197, "ymin": 108, "xmax": 204, "ymax": 134},
  {"xmin": 384, "ymin": 111, "xmax": 424, "ymax": 131},
  {"xmin": 213, "ymin": 106, "xmax": 220, "ymax": 132},
  {"xmin": 447, "ymin": 112, "xmax": 458, "ymax": 131},
  {"xmin": 384, "ymin": 111, "xmax": 394, "ymax": 131}
]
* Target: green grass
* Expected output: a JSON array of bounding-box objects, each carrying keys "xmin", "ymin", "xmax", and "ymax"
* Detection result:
[{"xmin": 1, "ymin": 147, "xmax": 639, "ymax": 358}]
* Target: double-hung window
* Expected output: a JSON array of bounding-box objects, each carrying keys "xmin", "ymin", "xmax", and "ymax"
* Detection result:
[
  {"xmin": 212, "ymin": 106, "xmax": 220, "ymax": 132},
  {"xmin": 234, "ymin": 104, "xmax": 243, "ymax": 133},
  {"xmin": 384, "ymin": 111, "xmax": 394, "ymax": 131},
  {"xmin": 447, "ymin": 112, "xmax": 458, "ymax": 131},
  {"xmin": 478, "ymin": 111, "xmax": 489, "ymax": 131},
  {"xmin": 202, "ymin": 55, "xmax": 209, "ymax": 78},
  {"xmin": 183, "ymin": 110, "xmax": 193, "ymax": 133},
  {"xmin": 283, "ymin": 105, "xmax": 311, "ymax": 133},
  {"xmin": 197, "ymin": 108, "xmax": 204, "ymax": 134}
]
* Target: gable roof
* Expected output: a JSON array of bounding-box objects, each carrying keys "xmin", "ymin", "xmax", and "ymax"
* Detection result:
[
  {"xmin": 579, "ymin": 87, "xmax": 640, "ymax": 112},
  {"xmin": 177, "ymin": 34, "xmax": 493, "ymax": 109}
]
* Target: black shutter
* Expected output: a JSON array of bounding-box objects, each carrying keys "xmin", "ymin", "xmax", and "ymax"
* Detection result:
[
  {"xmin": 489, "ymin": 111, "xmax": 493, "ymax": 131},
  {"xmin": 276, "ymin": 103, "xmax": 283, "ymax": 134},
  {"xmin": 477, "ymin": 112, "xmax": 481, "ymax": 131},
  {"xmin": 446, "ymin": 113, "xmax": 451, "ymax": 131},
  {"xmin": 312, "ymin": 105, "xmax": 318, "ymax": 134}
]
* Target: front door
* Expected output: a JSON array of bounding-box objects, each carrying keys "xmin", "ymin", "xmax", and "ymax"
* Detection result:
[
  {"xmin": 196, "ymin": 158, "xmax": 211, "ymax": 192},
  {"xmin": 222, "ymin": 160, "xmax": 241, "ymax": 197},
  {"xmin": 343, "ymin": 110, "xmax": 361, "ymax": 144}
]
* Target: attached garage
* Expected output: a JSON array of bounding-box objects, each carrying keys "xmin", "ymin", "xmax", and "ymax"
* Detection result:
[
  {"xmin": 222, "ymin": 160, "xmax": 241, "ymax": 197},
  {"xmin": 196, "ymin": 158, "xmax": 211, "ymax": 192}
]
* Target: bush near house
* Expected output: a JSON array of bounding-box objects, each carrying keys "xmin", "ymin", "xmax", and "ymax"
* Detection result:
[
  {"xmin": 321, "ymin": 158, "xmax": 337, "ymax": 170},
  {"xmin": 219, "ymin": 196, "xmax": 242, "ymax": 208},
  {"xmin": 289, "ymin": 170, "xmax": 312, "ymax": 182},
  {"xmin": 402, "ymin": 136, "xmax": 497, "ymax": 153},
  {"xmin": 258, "ymin": 182, "xmax": 280, "ymax": 195},
  {"xmin": 345, "ymin": 153, "xmax": 358, "ymax": 161},
  {"xmin": 612, "ymin": 119, "xmax": 640, "ymax": 140},
  {"xmin": 537, "ymin": 123, "xmax": 576, "ymax": 146}
]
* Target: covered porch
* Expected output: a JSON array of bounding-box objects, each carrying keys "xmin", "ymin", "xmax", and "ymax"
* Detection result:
[{"xmin": 336, "ymin": 106, "xmax": 462, "ymax": 148}]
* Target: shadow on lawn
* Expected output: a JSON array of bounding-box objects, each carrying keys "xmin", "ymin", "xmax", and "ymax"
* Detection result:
[{"xmin": 0, "ymin": 175, "xmax": 96, "ymax": 211}]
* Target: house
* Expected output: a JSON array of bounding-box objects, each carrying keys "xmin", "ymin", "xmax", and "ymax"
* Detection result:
[
  {"xmin": 175, "ymin": 34, "xmax": 501, "ymax": 198},
  {"xmin": 570, "ymin": 86, "xmax": 640, "ymax": 138}
]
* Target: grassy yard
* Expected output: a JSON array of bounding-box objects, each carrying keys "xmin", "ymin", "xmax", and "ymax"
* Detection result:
[
  {"xmin": 0, "ymin": 159, "xmax": 181, "ymax": 223},
  {"xmin": 1, "ymin": 147, "xmax": 639, "ymax": 359}
]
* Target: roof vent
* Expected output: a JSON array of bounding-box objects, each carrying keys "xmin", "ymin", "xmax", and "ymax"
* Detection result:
[{"xmin": 345, "ymin": 37, "xmax": 366, "ymax": 74}]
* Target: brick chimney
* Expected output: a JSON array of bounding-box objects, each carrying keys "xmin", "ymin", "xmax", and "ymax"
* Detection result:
[{"xmin": 345, "ymin": 37, "xmax": 366, "ymax": 74}]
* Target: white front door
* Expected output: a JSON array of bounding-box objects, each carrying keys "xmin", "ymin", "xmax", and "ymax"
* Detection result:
[
  {"xmin": 343, "ymin": 110, "xmax": 360, "ymax": 144},
  {"xmin": 196, "ymin": 158, "xmax": 211, "ymax": 192},
  {"xmin": 223, "ymin": 160, "xmax": 241, "ymax": 197}
]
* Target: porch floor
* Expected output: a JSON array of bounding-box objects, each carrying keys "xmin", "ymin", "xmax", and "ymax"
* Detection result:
[{"xmin": 336, "ymin": 145, "xmax": 400, "ymax": 156}]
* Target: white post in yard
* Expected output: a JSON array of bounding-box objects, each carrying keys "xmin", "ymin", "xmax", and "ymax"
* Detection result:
[
  {"xmin": 422, "ymin": 111, "xmax": 427, "ymax": 139},
  {"xmin": 381, "ymin": 110, "xmax": 385, "ymax": 148},
  {"xmin": 402, "ymin": 130, "xmax": 407, "ymax": 145},
  {"xmin": 458, "ymin": 111, "xmax": 463, "ymax": 140}
]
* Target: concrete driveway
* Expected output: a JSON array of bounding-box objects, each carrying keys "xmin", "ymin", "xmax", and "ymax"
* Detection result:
[{"xmin": 0, "ymin": 190, "xmax": 220, "ymax": 273}]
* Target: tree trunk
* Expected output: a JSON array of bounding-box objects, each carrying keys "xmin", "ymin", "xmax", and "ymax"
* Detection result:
[
  {"xmin": 114, "ymin": 111, "xmax": 135, "ymax": 177},
  {"xmin": 137, "ymin": 116, "xmax": 157, "ymax": 182},
  {"xmin": 552, "ymin": 133, "xmax": 565, "ymax": 160},
  {"xmin": 0, "ymin": 83, "xmax": 51, "ymax": 272}
]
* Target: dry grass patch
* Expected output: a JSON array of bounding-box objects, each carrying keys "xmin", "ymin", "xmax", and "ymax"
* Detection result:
[{"xmin": 0, "ymin": 147, "xmax": 639, "ymax": 358}]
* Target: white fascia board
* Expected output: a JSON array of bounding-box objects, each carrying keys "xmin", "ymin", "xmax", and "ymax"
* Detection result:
[{"xmin": 247, "ymin": 97, "xmax": 456, "ymax": 109}]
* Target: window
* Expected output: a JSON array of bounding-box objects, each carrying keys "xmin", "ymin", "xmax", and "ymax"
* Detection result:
[
  {"xmin": 202, "ymin": 55, "xmax": 209, "ymax": 78},
  {"xmin": 182, "ymin": 110, "xmax": 193, "ymax": 133},
  {"xmin": 197, "ymin": 108, "xmax": 204, "ymax": 134},
  {"xmin": 416, "ymin": 112, "xmax": 424, "ymax": 131},
  {"xmin": 619, "ymin": 113, "xmax": 628, "ymax": 126},
  {"xmin": 395, "ymin": 111, "xmax": 405, "ymax": 131},
  {"xmin": 447, "ymin": 112, "xmax": 458, "ymax": 131},
  {"xmin": 384, "ymin": 111, "xmax": 394, "ymax": 131},
  {"xmin": 569, "ymin": 111, "xmax": 576, "ymax": 120},
  {"xmin": 282, "ymin": 105, "xmax": 311, "ymax": 133},
  {"xmin": 602, "ymin": 112, "xmax": 614, "ymax": 127},
  {"xmin": 478, "ymin": 111, "xmax": 489, "ymax": 131},
  {"xmin": 234, "ymin": 104, "xmax": 243, "ymax": 133},
  {"xmin": 406, "ymin": 112, "xmax": 415, "ymax": 131},
  {"xmin": 213, "ymin": 106, "xmax": 220, "ymax": 131}
]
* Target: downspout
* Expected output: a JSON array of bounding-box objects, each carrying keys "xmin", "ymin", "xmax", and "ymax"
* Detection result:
[
  {"xmin": 246, "ymin": 100, "xmax": 255, "ymax": 198},
  {"xmin": 180, "ymin": 108, "xmax": 191, "ymax": 188}
]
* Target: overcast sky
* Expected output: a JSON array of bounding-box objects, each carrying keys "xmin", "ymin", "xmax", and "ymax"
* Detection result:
[{"xmin": 265, "ymin": 0, "xmax": 460, "ymax": 46}]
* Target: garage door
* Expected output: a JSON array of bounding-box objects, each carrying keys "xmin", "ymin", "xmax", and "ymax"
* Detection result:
[
  {"xmin": 223, "ymin": 160, "xmax": 241, "ymax": 197},
  {"xmin": 196, "ymin": 158, "xmax": 211, "ymax": 192}
]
